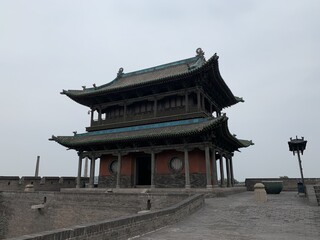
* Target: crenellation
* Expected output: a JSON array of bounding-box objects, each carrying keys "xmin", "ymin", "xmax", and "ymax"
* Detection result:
[{"xmin": 0, "ymin": 177, "xmax": 89, "ymax": 192}]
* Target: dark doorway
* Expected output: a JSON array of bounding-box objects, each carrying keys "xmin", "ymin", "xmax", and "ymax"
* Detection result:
[{"xmin": 136, "ymin": 155, "xmax": 151, "ymax": 186}]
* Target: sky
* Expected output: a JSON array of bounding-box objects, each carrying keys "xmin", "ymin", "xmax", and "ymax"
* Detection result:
[{"xmin": 0, "ymin": 0, "xmax": 319, "ymax": 181}]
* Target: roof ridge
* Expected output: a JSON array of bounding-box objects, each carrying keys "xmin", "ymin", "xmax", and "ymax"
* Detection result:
[
  {"xmin": 88, "ymin": 55, "xmax": 201, "ymax": 92},
  {"xmin": 121, "ymin": 56, "xmax": 199, "ymax": 78}
]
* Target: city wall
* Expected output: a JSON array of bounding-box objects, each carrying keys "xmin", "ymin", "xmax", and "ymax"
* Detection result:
[
  {"xmin": 245, "ymin": 178, "xmax": 320, "ymax": 191},
  {"xmin": 0, "ymin": 191, "xmax": 193, "ymax": 239},
  {"xmin": 0, "ymin": 176, "xmax": 89, "ymax": 192}
]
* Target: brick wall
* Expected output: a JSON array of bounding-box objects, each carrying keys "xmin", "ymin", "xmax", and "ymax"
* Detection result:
[
  {"xmin": 98, "ymin": 149, "xmax": 207, "ymax": 188},
  {"xmin": 3, "ymin": 193, "xmax": 204, "ymax": 240},
  {"xmin": 0, "ymin": 191, "xmax": 190, "ymax": 239},
  {"xmin": 245, "ymin": 178, "xmax": 320, "ymax": 191},
  {"xmin": 314, "ymin": 185, "xmax": 320, "ymax": 206}
]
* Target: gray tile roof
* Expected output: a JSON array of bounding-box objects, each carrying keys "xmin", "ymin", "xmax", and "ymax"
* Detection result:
[
  {"xmin": 50, "ymin": 116, "xmax": 253, "ymax": 150},
  {"xmin": 61, "ymin": 54, "xmax": 209, "ymax": 97}
]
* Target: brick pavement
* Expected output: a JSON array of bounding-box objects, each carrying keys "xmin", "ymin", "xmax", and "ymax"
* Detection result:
[{"xmin": 137, "ymin": 192, "xmax": 320, "ymax": 240}]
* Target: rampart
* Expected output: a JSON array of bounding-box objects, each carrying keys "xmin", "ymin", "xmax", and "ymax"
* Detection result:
[
  {"xmin": 0, "ymin": 191, "xmax": 198, "ymax": 239},
  {"xmin": 245, "ymin": 178, "xmax": 320, "ymax": 191},
  {"xmin": 0, "ymin": 176, "xmax": 89, "ymax": 192}
]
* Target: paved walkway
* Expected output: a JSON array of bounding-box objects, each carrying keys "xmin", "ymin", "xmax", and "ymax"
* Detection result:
[{"xmin": 138, "ymin": 192, "xmax": 320, "ymax": 240}]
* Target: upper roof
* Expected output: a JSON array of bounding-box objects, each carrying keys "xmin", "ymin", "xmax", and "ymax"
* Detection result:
[
  {"xmin": 50, "ymin": 115, "xmax": 253, "ymax": 152},
  {"xmin": 61, "ymin": 48, "xmax": 241, "ymax": 108},
  {"xmin": 62, "ymin": 48, "xmax": 206, "ymax": 98}
]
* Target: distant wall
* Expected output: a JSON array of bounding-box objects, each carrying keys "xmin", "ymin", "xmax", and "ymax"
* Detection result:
[
  {"xmin": 1, "ymin": 193, "xmax": 204, "ymax": 240},
  {"xmin": 0, "ymin": 176, "xmax": 89, "ymax": 192},
  {"xmin": 0, "ymin": 191, "xmax": 189, "ymax": 239},
  {"xmin": 245, "ymin": 178, "xmax": 320, "ymax": 191}
]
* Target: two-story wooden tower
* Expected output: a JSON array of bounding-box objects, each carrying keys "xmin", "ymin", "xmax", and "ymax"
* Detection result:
[{"xmin": 50, "ymin": 48, "xmax": 253, "ymax": 189}]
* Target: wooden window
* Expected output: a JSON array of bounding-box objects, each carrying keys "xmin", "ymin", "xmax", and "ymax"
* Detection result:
[
  {"xmin": 109, "ymin": 160, "xmax": 118, "ymax": 174},
  {"xmin": 169, "ymin": 157, "xmax": 183, "ymax": 172}
]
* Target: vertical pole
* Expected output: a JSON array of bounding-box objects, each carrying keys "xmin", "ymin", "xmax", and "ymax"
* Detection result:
[
  {"xmin": 35, "ymin": 156, "xmax": 40, "ymax": 177},
  {"xmin": 184, "ymin": 147, "xmax": 190, "ymax": 189},
  {"xmin": 296, "ymin": 150, "xmax": 305, "ymax": 188},
  {"xmin": 76, "ymin": 153, "xmax": 82, "ymax": 188},
  {"xmin": 219, "ymin": 153, "xmax": 225, "ymax": 187},
  {"xmin": 211, "ymin": 148, "xmax": 218, "ymax": 186},
  {"xmin": 116, "ymin": 153, "xmax": 122, "ymax": 188},
  {"xmin": 205, "ymin": 145, "xmax": 212, "ymax": 188},
  {"xmin": 151, "ymin": 150, "xmax": 155, "ymax": 188}
]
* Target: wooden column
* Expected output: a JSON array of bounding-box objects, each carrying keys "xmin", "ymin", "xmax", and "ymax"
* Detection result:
[
  {"xmin": 123, "ymin": 103, "xmax": 127, "ymax": 121},
  {"xmin": 76, "ymin": 153, "xmax": 82, "ymax": 188},
  {"xmin": 211, "ymin": 148, "xmax": 218, "ymax": 186},
  {"xmin": 230, "ymin": 156, "xmax": 235, "ymax": 187},
  {"xmin": 226, "ymin": 156, "xmax": 231, "ymax": 188},
  {"xmin": 98, "ymin": 108, "xmax": 102, "ymax": 124},
  {"xmin": 89, "ymin": 156, "xmax": 95, "ymax": 188},
  {"xmin": 205, "ymin": 145, "xmax": 212, "ymax": 188},
  {"xmin": 184, "ymin": 147, "xmax": 190, "ymax": 189},
  {"xmin": 90, "ymin": 109, "xmax": 94, "ymax": 125},
  {"xmin": 202, "ymin": 96, "xmax": 205, "ymax": 110},
  {"xmin": 219, "ymin": 153, "xmax": 225, "ymax": 187},
  {"xmin": 154, "ymin": 97, "xmax": 157, "ymax": 117},
  {"xmin": 151, "ymin": 150, "xmax": 155, "ymax": 188},
  {"xmin": 197, "ymin": 89, "xmax": 201, "ymax": 111},
  {"xmin": 185, "ymin": 91, "xmax": 189, "ymax": 113},
  {"xmin": 116, "ymin": 153, "xmax": 122, "ymax": 188}
]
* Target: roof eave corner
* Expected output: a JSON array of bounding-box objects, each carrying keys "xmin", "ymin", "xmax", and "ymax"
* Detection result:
[
  {"xmin": 235, "ymin": 96, "xmax": 245, "ymax": 103},
  {"xmin": 240, "ymin": 139, "xmax": 254, "ymax": 148},
  {"xmin": 49, "ymin": 135, "xmax": 58, "ymax": 141}
]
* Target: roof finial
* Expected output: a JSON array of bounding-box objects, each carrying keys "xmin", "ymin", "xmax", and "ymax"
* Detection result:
[
  {"xmin": 196, "ymin": 48, "xmax": 205, "ymax": 57},
  {"xmin": 117, "ymin": 67, "xmax": 124, "ymax": 77}
]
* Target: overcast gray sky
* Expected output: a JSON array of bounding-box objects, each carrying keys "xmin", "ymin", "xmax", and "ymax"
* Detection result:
[{"xmin": 0, "ymin": 1, "xmax": 319, "ymax": 181}]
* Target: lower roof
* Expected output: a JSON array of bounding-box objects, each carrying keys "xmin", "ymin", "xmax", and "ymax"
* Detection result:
[{"xmin": 50, "ymin": 116, "xmax": 253, "ymax": 152}]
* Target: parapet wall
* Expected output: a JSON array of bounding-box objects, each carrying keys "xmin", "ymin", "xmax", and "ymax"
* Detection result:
[
  {"xmin": 0, "ymin": 176, "xmax": 89, "ymax": 192},
  {"xmin": 3, "ymin": 193, "xmax": 204, "ymax": 240},
  {"xmin": 245, "ymin": 178, "xmax": 320, "ymax": 191},
  {"xmin": 0, "ymin": 191, "xmax": 191, "ymax": 239}
]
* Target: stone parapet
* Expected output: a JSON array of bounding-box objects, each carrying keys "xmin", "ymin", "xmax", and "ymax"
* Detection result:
[
  {"xmin": 245, "ymin": 178, "xmax": 320, "ymax": 191},
  {"xmin": 0, "ymin": 191, "xmax": 203, "ymax": 239}
]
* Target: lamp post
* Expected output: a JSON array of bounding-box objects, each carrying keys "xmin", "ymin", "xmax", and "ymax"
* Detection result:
[{"xmin": 288, "ymin": 136, "xmax": 307, "ymax": 195}]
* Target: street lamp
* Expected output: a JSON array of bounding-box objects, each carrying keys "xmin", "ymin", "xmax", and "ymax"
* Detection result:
[{"xmin": 288, "ymin": 136, "xmax": 307, "ymax": 194}]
